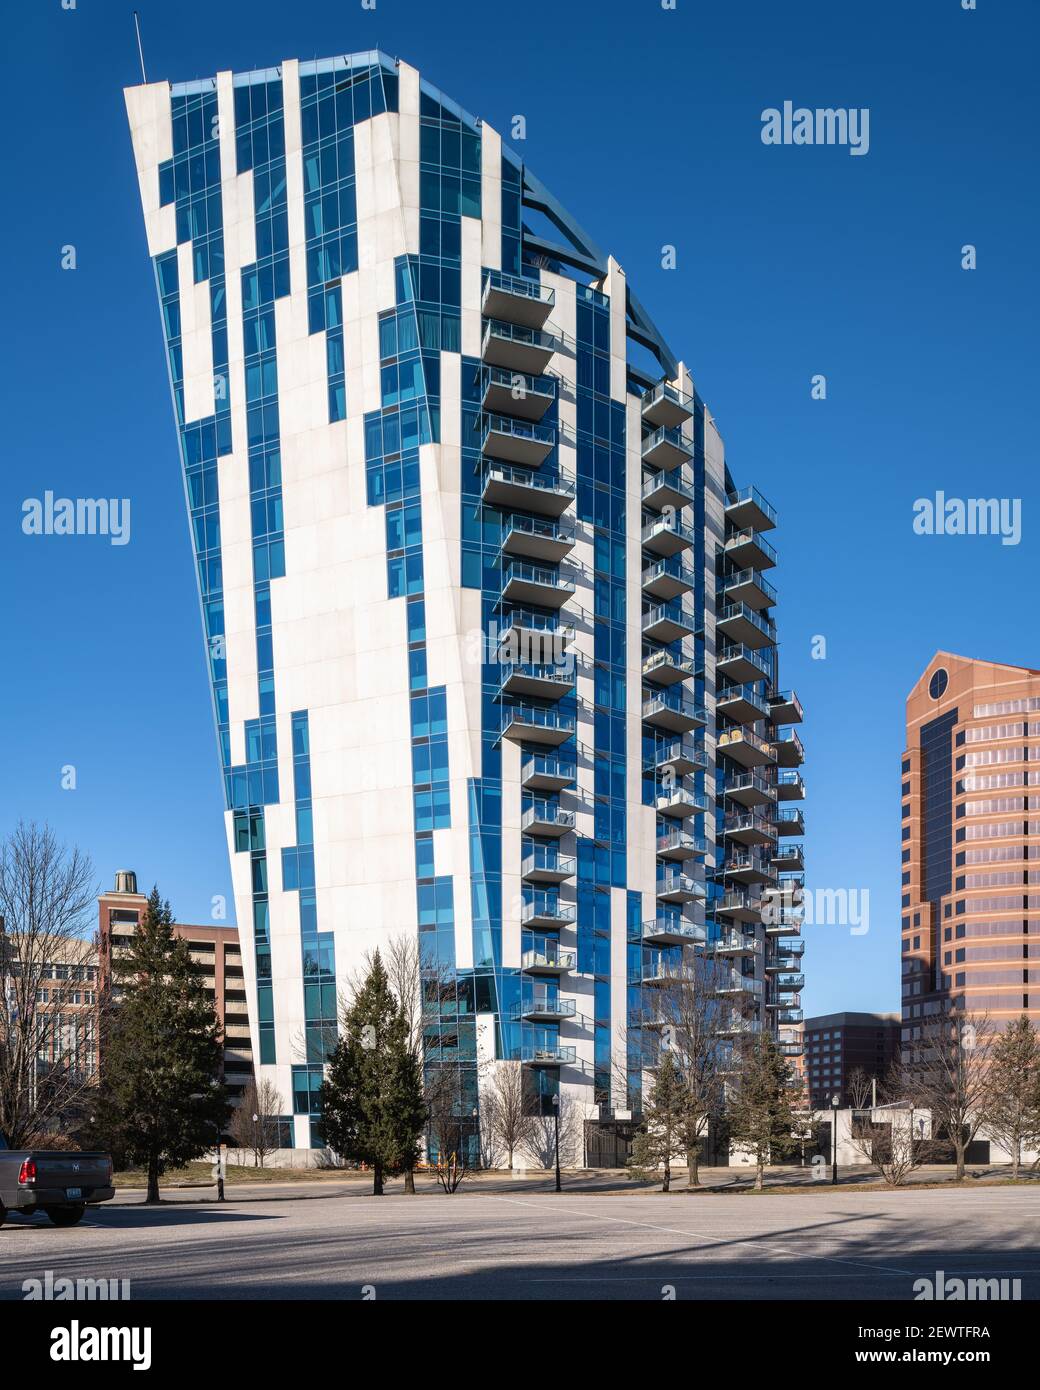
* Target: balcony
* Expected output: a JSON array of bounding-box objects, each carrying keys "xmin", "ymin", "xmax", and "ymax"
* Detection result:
[
  {"xmin": 482, "ymin": 270, "xmax": 555, "ymax": 328},
  {"xmin": 774, "ymin": 808, "xmax": 805, "ymax": 837},
  {"xmin": 774, "ymin": 936, "xmax": 805, "ymax": 959},
  {"xmin": 522, "ymin": 938, "xmax": 575, "ymax": 975},
  {"xmin": 716, "ymin": 970, "xmax": 764, "ymax": 998},
  {"xmin": 646, "ymin": 738, "xmax": 706, "ymax": 778},
  {"xmin": 497, "ymin": 609, "xmax": 574, "ymax": 661},
  {"xmin": 763, "ymin": 911, "xmax": 803, "ymax": 937},
  {"xmin": 642, "ymin": 380, "xmax": 694, "ymax": 430},
  {"xmin": 778, "ymin": 1038, "xmax": 803, "ymax": 1057},
  {"xmin": 642, "ymin": 600, "xmax": 697, "ymax": 643},
  {"xmin": 642, "ymin": 649, "xmax": 699, "ymax": 688},
  {"xmin": 655, "ymin": 784, "xmax": 709, "ymax": 819},
  {"xmin": 521, "ymin": 895, "xmax": 577, "ymax": 929},
  {"xmin": 515, "ymin": 1044, "xmax": 576, "ymax": 1066},
  {"xmin": 501, "ymin": 704, "xmax": 575, "ymax": 746},
  {"xmin": 725, "ymin": 812, "xmax": 777, "ymax": 848},
  {"xmin": 715, "ymin": 1015, "xmax": 761, "ymax": 1038},
  {"xmin": 521, "ymin": 752, "xmax": 576, "ymax": 793},
  {"xmin": 499, "ymin": 660, "xmax": 574, "ymax": 700},
  {"xmin": 501, "ymin": 514, "xmax": 575, "ymax": 565},
  {"xmin": 713, "ymin": 890, "xmax": 763, "ymax": 923},
  {"xmin": 723, "ymin": 851, "xmax": 776, "ymax": 886},
  {"xmin": 639, "ymin": 957, "xmax": 688, "ymax": 988},
  {"xmin": 777, "ymin": 1007, "xmax": 804, "ymax": 1025},
  {"xmin": 721, "ymin": 567, "xmax": 777, "ymax": 613},
  {"xmin": 642, "ymin": 469, "xmax": 694, "ymax": 513},
  {"xmin": 521, "ymin": 845, "xmax": 577, "ymax": 884},
  {"xmin": 725, "ymin": 486, "xmax": 777, "ymax": 533},
  {"xmin": 482, "ymin": 319, "xmax": 558, "ymax": 374},
  {"xmin": 642, "ymin": 690, "xmax": 707, "ymax": 733},
  {"xmin": 641, "ymin": 425, "xmax": 693, "ymax": 471},
  {"xmin": 642, "ymin": 556, "xmax": 696, "ymax": 602},
  {"xmin": 710, "ymin": 928, "xmax": 761, "ymax": 956},
  {"xmin": 717, "ymin": 682, "xmax": 771, "ymax": 725},
  {"xmin": 724, "ymin": 528, "xmax": 778, "ymax": 572},
  {"xmin": 642, "ymin": 918, "xmax": 706, "ymax": 946},
  {"xmin": 511, "ymin": 994, "xmax": 576, "ymax": 1022},
  {"xmin": 481, "ymin": 365, "xmax": 556, "ymax": 421},
  {"xmin": 776, "ymin": 972, "xmax": 805, "ymax": 993},
  {"xmin": 641, "ymin": 514, "xmax": 696, "ymax": 557},
  {"xmin": 482, "ymin": 462, "xmax": 574, "ymax": 518},
  {"xmin": 656, "ymin": 871, "xmax": 706, "ymax": 904},
  {"xmin": 482, "ymin": 414, "xmax": 556, "ymax": 468},
  {"xmin": 521, "ymin": 801, "xmax": 576, "ymax": 838},
  {"xmin": 716, "ymin": 603, "xmax": 776, "ymax": 650},
  {"xmin": 775, "ymin": 770, "xmax": 805, "ymax": 802},
  {"xmin": 501, "ymin": 560, "xmax": 575, "ymax": 609},
  {"xmin": 772, "ymin": 730, "xmax": 805, "ymax": 768},
  {"xmin": 656, "ymin": 829, "xmax": 709, "ymax": 862},
  {"xmin": 724, "ymin": 771, "xmax": 776, "ymax": 809},
  {"xmin": 770, "ymin": 689, "xmax": 804, "ymax": 725},
  {"xmin": 771, "ymin": 951, "xmax": 804, "ymax": 974},
  {"xmin": 717, "ymin": 726, "xmax": 774, "ymax": 768},
  {"xmin": 771, "ymin": 843, "xmax": 805, "ymax": 872},
  {"xmin": 717, "ymin": 643, "xmax": 772, "ymax": 685}
]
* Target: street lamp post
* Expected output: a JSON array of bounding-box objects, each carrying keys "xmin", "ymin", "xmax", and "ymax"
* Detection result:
[
  {"xmin": 252, "ymin": 1112, "xmax": 259, "ymax": 1169},
  {"xmin": 830, "ymin": 1093, "xmax": 840, "ymax": 1186},
  {"xmin": 552, "ymin": 1093, "xmax": 561, "ymax": 1193}
]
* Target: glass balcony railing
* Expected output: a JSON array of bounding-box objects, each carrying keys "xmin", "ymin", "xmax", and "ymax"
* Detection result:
[
  {"xmin": 521, "ymin": 802, "xmax": 576, "ymax": 832},
  {"xmin": 521, "ymin": 936, "xmax": 576, "ymax": 972},
  {"xmin": 724, "ymin": 772, "xmax": 776, "ymax": 800},
  {"xmin": 641, "ymin": 424, "xmax": 692, "ymax": 460},
  {"xmin": 721, "ymin": 567, "xmax": 778, "ymax": 605},
  {"xmin": 642, "ymin": 380, "xmax": 694, "ymax": 419},
  {"xmin": 502, "ymin": 705, "xmax": 576, "ymax": 737},
  {"xmin": 641, "ymin": 471, "xmax": 695, "ymax": 506},
  {"xmin": 513, "ymin": 1044, "xmax": 576, "ymax": 1065},
  {"xmin": 718, "ymin": 683, "xmax": 771, "ymax": 718},
  {"xmin": 504, "ymin": 560, "xmax": 575, "ymax": 593},
  {"xmin": 484, "ymin": 269, "xmax": 555, "ymax": 309},
  {"xmin": 510, "ymin": 995, "xmax": 576, "ymax": 1020},
  {"xmin": 641, "ymin": 515, "xmax": 696, "ymax": 547},
  {"xmin": 643, "ymin": 556, "xmax": 696, "ymax": 590},
  {"xmin": 641, "ymin": 600, "xmax": 697, "ymax": 634},
  {"xmin": 499, "ymin": 661, "xmax": 574, "ymax": 691},
  {"xmin": 485, "ymin": 462, "xmax": 575, "ymax": 497},
  {"xmin": 717, "ymin": 643, "xmax": 772, "ymax": 679},
  {"xmin": 642, "ymin": 690, "xmax": 707, "ymax": 723},
  {"xmin": 718, "ymin": 603, "xmax": 776, "ymax": 643},
  {"xmin": 776, "ymin": 972, "xmax": 805, "ymax": 991},
  {"xmin": 726, "ymin": 486, "xmax": 777, "ymax": 527},
  {"xmin": 725, "ymin": 527, "xmax": 778, "ymax": 566},
  {"xmin": 642, "ymin": 918, "xmax": 706, "ymax": 943},
  {"xmin": 522, "ymin": 753, "xmax": 576, "ymax": 783},
  {"xmin": 521, "ymin": 895, "xmax": 576, "ymax": 926},
  {"xmin": 483, "ymin": 414, "xmax": 556, "ymax": 452},
  {"xmin": 656, "ymin": 829, "xmax": 709, "ymax": 856},
  {"xmin": 483, "ymin": 318, "xmax": 558, "ymax": 353},
  {"xmin": 503, "ymin": 514, "xmax": 574, "ymax": 548},
  {"xmin": 656, "ymin": 871, "xmax": 706, "ymax": 899},
  {"xmin": 522, "ymin": 844, "xmax": 576, "ymax": 877}
]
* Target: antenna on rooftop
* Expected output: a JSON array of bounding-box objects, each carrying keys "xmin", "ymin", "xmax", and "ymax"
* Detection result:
[{"xmin": 132, "ymin": 10, "xmax": 148, "ymax": 84}]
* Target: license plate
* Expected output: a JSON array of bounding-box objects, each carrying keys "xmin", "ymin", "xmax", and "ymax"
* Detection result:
[{"xmin": 65, "ymin": 1187, "xmax": 82, "ymax": 1199}]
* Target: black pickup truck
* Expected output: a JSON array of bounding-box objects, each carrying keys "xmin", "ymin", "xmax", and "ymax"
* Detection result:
[{"xmin": 0, "ymin": 1133, "xmax": 115, "ymax": 1227}]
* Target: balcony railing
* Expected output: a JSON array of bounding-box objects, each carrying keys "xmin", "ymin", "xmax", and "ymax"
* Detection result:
[
  {"xmin": 641, "ymin": 379, "xmax": 694, "ymax": 428},
  {"xmin": 482, "ymin": 270, "xmax": 555, "ymax": 328},
  {"xmin": 641, "ymin": 424, "xmax": 693, "ymax": 470},
  {"xmin": 521, "ymin": 802, "xmax": 576, "ymax": 835},
  {"xmin": 725, "ymin": 486, "xmax": 777, "ymax": 531},
  {"xmin": 513, "ymin": 1044, "xmax": 576, "ymax": 1065}
]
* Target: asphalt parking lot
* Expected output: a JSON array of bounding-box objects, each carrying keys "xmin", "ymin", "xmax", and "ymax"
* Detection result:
[{"xmin": 2, "ymin": 1184, "xmax": 1037, "ymax": 1300}]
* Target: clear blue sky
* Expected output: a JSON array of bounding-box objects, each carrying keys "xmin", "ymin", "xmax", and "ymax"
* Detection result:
[{"xmin": 2, "ymin": 0, "xmax": 1037, "ymax": 1017}]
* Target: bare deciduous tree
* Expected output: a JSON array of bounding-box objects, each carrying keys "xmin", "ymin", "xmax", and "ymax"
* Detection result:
[
  {"xmin": 898, "ymin": 1011, "xmax": 994, "ymax": 1180},
  {"xmin": 979, "ymin": 1015, "xmax": 1040, "ymax": 1179},
  {"xmin": 846, "ymin": 1066, "xmax": 874, "ymax": 1111},
  {"xmin": 525, "ymin": 1090, "xmax": 580, "ymax": 1170},
  {"xmin": 228, "ymin": 1076, "xmax": 285, "ymax": 1167},
  {"xmin": 425, "ymin": 1063, "xmax": 475, "ymax": 1193},
  {"xmin": 0, "ymin": 823, "xmax": 99, "ymax": 1147},
  {"xmin": 848, "ymin": 1106, "xmax": 935, "ymax": 1187},
  {"xmin": 482, "ymin": 1060, "xmax": 535, "ymax": 1170}
]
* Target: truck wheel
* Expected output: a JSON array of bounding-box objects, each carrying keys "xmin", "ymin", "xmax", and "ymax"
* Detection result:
[{"xmin": 46, "ymin": 1205, "xmax": 86, "ymax": 1227}]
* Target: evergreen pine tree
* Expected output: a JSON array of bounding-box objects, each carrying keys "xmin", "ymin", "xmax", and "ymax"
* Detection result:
[
  {"xmin": 727, "ymin": 1034, "xmax": 803, "ymax": 1191},
  {"xmin": 95, "ymin": 887, "xmax": 229, "ymax": 1203},
  {"xmin": 319, "ymin": 950, "xmax": 427, "ymax": 1195},
  {"xmin": 629, "ymin": 1050, "xmax": 688, "ymax": 1192}
]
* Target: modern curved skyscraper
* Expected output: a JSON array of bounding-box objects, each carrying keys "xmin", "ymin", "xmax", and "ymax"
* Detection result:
[{"xmin": 126, "ymin": 51, "xmax": 805, "ymax": 1157}]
